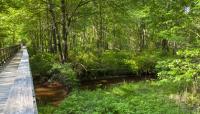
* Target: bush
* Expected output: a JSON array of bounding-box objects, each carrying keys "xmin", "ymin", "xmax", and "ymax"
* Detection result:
[
  {"xmin": 99, "ymin": 51, "xmax": 136, "ymax": 69},
  {"xmin": 73, "ymin": 51, "xmax": 98, "ymax": 69},
  {"xmin": 156, "ymin": 49, "xmax": 200, "ymax": 110},
  {"xmin": 73, "ymin": 50, "xmax": 161, "ymax": 80},
  {"xmin": 99, "ymin": 51, "xmax": 134, "ymax": 68},
  {"xmin": 156, "ymin": 49, "xmax": 200, "ymax": 83},
  {"xmin": 30, "ymin": 52, "xmax": 77, "ymax": 87},
  {"xmin": 30, "ymin": 52, "xmax": 57, "ymax": 83},
  {"xmin": 98, "ymin": 50, "xmax": 161, "ymax": 75},
  {"xmin": 73, "ymin": 51, "xmax": 138, "ymax": 80},
  {"xmin": 135, "ymin": 54, "xmax": 158, "ymax": 75},
  {"xmin": 50, "ymin": 63, "xmax": 78, "ymax": 88},
  {"xmin": 30, "ymin": 52, "xmax": 56, "ymax": 76},
  {"xmin": 124, "ymin": 59, "xmax": 138, "ymax": 73}
]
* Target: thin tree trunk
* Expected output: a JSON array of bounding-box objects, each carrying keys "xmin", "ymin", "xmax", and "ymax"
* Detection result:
[
  {"xmin": 46, "ymin": 1, "xmax": 53, "ymax": 53},
  {"xmin": 61, "ymin": 0, "xmax": 69, "ymax": 62},
  {"xmin": 48, "ymin": 0, "xmax": 57, "ymax": 53},
  {"xmin": 39, "ymin": 14, "xmax": 44, "ymax": 52},
  {"xmin": 48, "ymin": 0, "xmax": 63, "ymax": 62},
  {"xmin": 56, "ymin": 25, "xmax": 63, "ymax": 63},
  {"xmin": 162, "ymin": 39, "xmax": 169, "ymax": 55}
]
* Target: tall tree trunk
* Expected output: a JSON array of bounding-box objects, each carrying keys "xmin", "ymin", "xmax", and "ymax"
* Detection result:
[
  {"xmin": 138, "ymin": 21, "xmax": 147, "ymax": 51},
  {"xmin": 61, "ymin": 0, "xmax": 69, "ymax": 62},
  {"xmin": 46, "ymin": 1, "xmax": 53, "ymax": 53},
  {"xmin": 48, "ymin": 0, "xmax": 63, "ymax": 62},
  {"xmin": 95, "ymin": 0, "xmax": 103, "ymax": 54},
  {"xmin": 39, "ymin": 14, "xmax": 44, "ymax": 52},
  {"xmin": 36, "ymin": 31, "xmax": 39, "ymax": 50},
  {"xmin": 162, "ymin": 39, "xmax": 169, "ymax": 55},
  {"xmin": 48, "ymin": 0, "xmax": 57, "ymax": 53}
]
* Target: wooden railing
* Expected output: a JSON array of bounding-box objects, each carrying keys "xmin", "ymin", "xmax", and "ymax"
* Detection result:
[{"xmin": 0, "ymin": 45, "xmax": 21, "ymax": 66}]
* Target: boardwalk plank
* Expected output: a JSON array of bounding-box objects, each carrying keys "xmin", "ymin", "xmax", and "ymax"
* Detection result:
[
  {"xmin": 4, "ymin": 48, "xmax": 38, "ymax": 114},
  {"xmin": 0, "ymin": 51, "xmax": 22, "ymax": 114},
  {"xmin": 0, "ymin": 47, "xmax": 38, "ymax": 114}
]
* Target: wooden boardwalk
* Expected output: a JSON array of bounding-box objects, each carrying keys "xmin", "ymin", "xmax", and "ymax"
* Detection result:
[{"xmin": 0, "ymin": 47, "xmax": 37, "ymax": 114}]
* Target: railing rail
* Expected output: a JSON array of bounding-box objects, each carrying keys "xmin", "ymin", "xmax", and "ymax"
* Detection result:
[{"xmin": 0, "ymin": 45, "xmax": 21, "ymax": 66}]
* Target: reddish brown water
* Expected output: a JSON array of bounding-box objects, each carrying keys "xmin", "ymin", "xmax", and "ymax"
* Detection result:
[{"xmin": 35, "ymin": 81, "xmax": 67, "ymax": 106}]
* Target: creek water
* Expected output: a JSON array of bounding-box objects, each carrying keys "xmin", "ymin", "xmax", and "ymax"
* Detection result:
[
  {"xmin": 35, "ymin": 81, "xmax": 68, "ymax": 106},
  {"xmin": 35, "ymin": 75, "xmax": 155, "ymax": 106}
]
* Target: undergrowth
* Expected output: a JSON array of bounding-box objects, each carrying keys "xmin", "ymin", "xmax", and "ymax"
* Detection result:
[{"xmin": 39, "ymin": 80, "xmax": 195, "ymax": 114}]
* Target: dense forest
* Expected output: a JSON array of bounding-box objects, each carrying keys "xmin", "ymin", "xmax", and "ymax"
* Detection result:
[{"xmin": 0, "ymin": 0, "xmax": 200, "ymax": 114}]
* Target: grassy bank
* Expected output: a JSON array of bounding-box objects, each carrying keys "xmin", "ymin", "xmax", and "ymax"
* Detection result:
[{"xmin": 38, "ymin": 80, "xmax": 195, "ymax": 114}]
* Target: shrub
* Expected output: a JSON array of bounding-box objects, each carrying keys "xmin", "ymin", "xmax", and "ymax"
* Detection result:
[
  {"xmin": 132, "ymin": 50, "xmax": 163, "ymax": 75},
  {"xmin": 73, "ymin": 51, "xmax": 139, "ymax": 80},
  {"xmin": 99, "ymin": 51, "xmax": 134, "ymax": 69},
  {"xmin": 156, "ymin": 49, "xmax": 200, "ymax": 110},
  {"xmin": 74, "ymin": 51, "xmax": 98, "ymax": 69},
  {"xmin": 156, "ymin": 49, "xmax": 200, "ymax": 83},
  {"xmin": 124, "ymin": 59, "xmax": 138, "ymax": 73},
  {"xmin": 50, "ymin": 63, "xmax": 78, "ymax": 88},
  {"xmin": 30, "ymin": 52, "xmax": 56, "ymax": 76},
  {"xmin": 29, "ymin": 51, "xmax": 78, "ymax": 88},
  {"xmin": 73, "ymin": 50, "xmax": 161, "ymax": 80},
  {"xmin": 30, "ymin": 52, "xmax": 57, "ymax": 83}
]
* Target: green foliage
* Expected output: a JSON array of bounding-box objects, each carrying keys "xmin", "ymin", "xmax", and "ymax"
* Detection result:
[
  {"xmin": 30, "ymin": 52, "xmax": 78, "ymax": 86},
  {"xmin": 73, "ymin": 51, "xmax": 98, "ymax": 69},
  {"xmin": 50, "ymin": 63, "xmax": 78, "ymax": 87},
  {"xmin": 156, "ymin": 48, "xmax": 200, "ymax": 110},
  {"xmin": 74, "ymin": 50, "xmax": 162, "ymax": 80},
  {"xmin": 135, "ymin": 51, "xmax": 161, "ymax": 74},
  {"xmin": 156, "ymin": 49, "xmax": 200, "ymax": 83},
  {"xmin": 99, "ymin": 51, "xmax": 135, "ymax": 70},
  {"xmin": 55, "ymin": 81, "xmax": 192, "ymax": 114},
  {"xmin": 1, "ymin": 0, "xmax": 199, "ymax": 113},
  {"xmin": 177, "ymin": 49, "xmax": 200, "ymax": 58},
  {"xmin": 74, "ymin": 51, "xmax": 138, "ymax": 77},
  {"xmin": 30, "ymin": 52, "xmax": 56, "ymax": 76},
  {"xmin": 38, "ymin": 104, "xmax": 56, "ymax": 114},
  {"xmin": 124, "ymin": 59, "xmax": 138, "ymax": 73}
]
